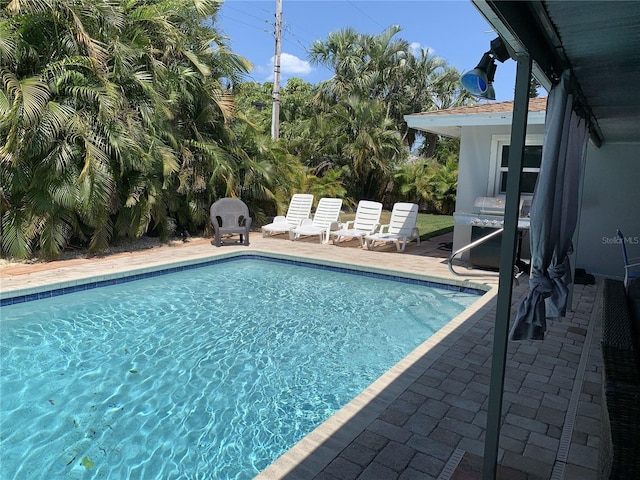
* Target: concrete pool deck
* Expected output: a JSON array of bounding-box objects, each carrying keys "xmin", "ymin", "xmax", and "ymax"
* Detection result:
[{"xmin": 0, "ymin": 232, "xmax": 603, "ymax": 479}]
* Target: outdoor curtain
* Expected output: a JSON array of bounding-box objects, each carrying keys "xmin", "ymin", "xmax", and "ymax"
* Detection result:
[{"xmin": 510, "ymin": 70, "xmax": 589, "ymax": 341}]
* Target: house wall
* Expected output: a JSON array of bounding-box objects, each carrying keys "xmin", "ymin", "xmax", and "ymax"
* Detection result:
[
  {"xmin": 450, "ymin": 120, "xmax": 637, "ymax": 280},
  {"xmin": 575, "ymin": 142, "xmax": 640, "ymax": 279},
  {"xmin": 453, "ymin": 123, "xmax": 545, "ymax": 260}
]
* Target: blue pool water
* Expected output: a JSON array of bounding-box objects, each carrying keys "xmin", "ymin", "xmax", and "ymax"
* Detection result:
[{"xmin": 0, "ymin": 257, "xmax": 481, "ymax": 479}]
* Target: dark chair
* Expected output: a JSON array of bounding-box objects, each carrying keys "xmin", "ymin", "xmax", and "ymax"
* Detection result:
[{"xmin": 210, "ymin": 198, "xmax": 252, "ymax": 247}]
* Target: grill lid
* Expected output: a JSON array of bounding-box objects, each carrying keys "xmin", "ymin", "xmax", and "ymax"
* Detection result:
[{"xmin": 474, "ymin": 196, "xmax": 506, "ymax": 215}]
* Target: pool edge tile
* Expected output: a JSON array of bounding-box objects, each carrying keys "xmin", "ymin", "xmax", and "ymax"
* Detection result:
[{"xmin": 1, "ymin": 251, "xmax": 489, "ymax": 306}]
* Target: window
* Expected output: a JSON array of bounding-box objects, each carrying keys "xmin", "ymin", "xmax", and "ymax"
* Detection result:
[
  {"xmin": 499, "ymin": 145, "xmax": 543, "ymax": 194},
  {"xmin": 489, "ymin": 135, "xmax": 543, "ymax": 197}
]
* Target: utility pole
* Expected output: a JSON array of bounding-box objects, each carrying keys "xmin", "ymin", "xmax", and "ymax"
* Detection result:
[{"xmin": 271, "ymin": 0, "xmax": 282, "ymax": 140}]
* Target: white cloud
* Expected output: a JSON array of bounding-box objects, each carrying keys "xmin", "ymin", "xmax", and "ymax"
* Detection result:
[
  {"xmin": 272, "ymin": 52, "xmax": 312, "ymax": 76},
  {"xmin": 409, "ymin": 42, "xmax": 422, "ymax": 56},
  {"xmin": 252, "ymin": 53, "xmax": 313, "ymax": 82},
  {"xmin": 409, "ymin": 42, "xmax": 435, "ymax": 58},
  {"xmin": 259, "ymin": 53, "xmax": 313, "ymax": 82}
]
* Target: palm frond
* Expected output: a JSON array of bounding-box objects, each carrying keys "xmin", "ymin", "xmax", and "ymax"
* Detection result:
[
  {"xmin": 12, "ymin": 76, "xmax": 50, "ymax": 126},
  {"xmin": 1, "ymin": 218, "xmax": 32, "ymax": 258},
  {"xmin": 38, "ymin": 211, "xmax": 74, "ymax": 258},
  {"xmin": 0, "ymin": 20, "xmax": 18, "ymax": 66}
]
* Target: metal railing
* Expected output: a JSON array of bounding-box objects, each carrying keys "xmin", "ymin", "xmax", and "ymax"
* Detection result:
[{"xmin": 447, "ymin": 228, "xmax": 520, "ymax": 284}]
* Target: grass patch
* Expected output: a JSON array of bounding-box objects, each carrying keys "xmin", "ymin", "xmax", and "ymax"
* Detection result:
[
  {"xmin": 415, "ymin": 213, "xmax": 455, "ymax": 240},
  {"xmin": 340, "ymin": 212, "xmax": 454, "ymax": 241}
]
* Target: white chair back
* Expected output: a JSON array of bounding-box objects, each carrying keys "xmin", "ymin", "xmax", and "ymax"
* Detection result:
[{"xmin": 388, "ymin": 203, "xmax": 419, "ymax": 235}]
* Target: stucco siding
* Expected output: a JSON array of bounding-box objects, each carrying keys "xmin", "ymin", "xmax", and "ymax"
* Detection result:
[
  {"xmin": 575, "ymin": 142, "xmax": 640, "ymax": 278},
  {"xmin": 453, "ymin": 123, "xmax": 544, "ymax": 260}
]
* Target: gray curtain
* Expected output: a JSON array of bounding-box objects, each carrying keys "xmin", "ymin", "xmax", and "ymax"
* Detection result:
[{"xmin": 510, "ymin": 70, "xmax": 589, "ymax": 341}]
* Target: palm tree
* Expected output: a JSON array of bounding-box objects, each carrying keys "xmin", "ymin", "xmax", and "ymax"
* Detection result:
[
  {"xmin": 427, "ymin": 157, "xmax": 458, "ymax": 214},
  {"xmin": 394, "ymin": 156, "xmax": 458, "ymax": 214},
  {"xmin": 398, "ymin": 51, "xmax": 472, "ymax": 150},
  {"xmin": 309, "ymin": 27, "xmax": 366, "ymax": 102},
  {"xmin": 110, "ymin": 0, "xmax": 249, "ymax": 241},
  {"xmin": 309, "ymin": 25, "xmax": 471, "ymax": 146},
  {"xmin": 1, "ymin": 0, "xmax": 125, "ymax": 257},
  {"xmin": 333, "ymin": 96, "xmax": 405, "ymax": 200},
  {"xmin": 1, "ymin": 0, "xmax": 253, "ymax": 258},
  {"xmin": 394, "ymin": 160, "xmax": 435, "ymax": 209}
]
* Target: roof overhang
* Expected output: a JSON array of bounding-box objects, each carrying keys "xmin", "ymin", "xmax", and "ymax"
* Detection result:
[
  {"xmin": 405, "ymin": 110, "xmax": 545, "ymax": 138},
  {"xmin": 472, "ymin": 1, "xmax": 640, "ymax": 146}
]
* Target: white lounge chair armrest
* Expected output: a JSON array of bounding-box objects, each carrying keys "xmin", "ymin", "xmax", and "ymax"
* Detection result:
[
  {"xmin": 370, "ymin": 223, "xmax": 382, "ymax": 233},
  {"xmin": 273, "ymin": 215, "xmax": 287, "ymax": 223},
  {"xmin": 329, "ymin": 221, "xmax": 340, "ymax": 230},
  {"xmin": 378, "ymin": 224, "xmax": 390, "ymax": 234},
  {"xmin": 342, "ymin": 220, "xmax": 355, "ymax": 229},
  {"xmin": 299, "ymin": 218, "xmax": 313, "ymax": 227}
]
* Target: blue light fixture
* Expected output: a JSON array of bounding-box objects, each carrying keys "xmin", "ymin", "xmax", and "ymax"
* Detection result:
[
  {"xmin": 461, "ymin": 53, "xmax": 494, "ymax": 96},
  {"xmin": 481, "ymin": 83, "xmax": 496, "ymax": 101},
  {"xmin": 461, "ymin": 36, "xmax": 510, "ymax": 99},
  {"xmin": 480, "ymin": 60, "xmax": 498, "ymax": 100}
]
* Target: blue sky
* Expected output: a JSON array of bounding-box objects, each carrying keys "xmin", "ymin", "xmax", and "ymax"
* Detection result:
[{"xmin": 216, "ymin": 0, "xmax": 520, "ymax": 103}]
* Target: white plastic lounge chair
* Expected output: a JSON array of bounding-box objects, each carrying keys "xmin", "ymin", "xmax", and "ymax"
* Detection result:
[
  {"xmin": 289, "ymin": 197, "xmax": 343, "ymax": 244},
  {"xmin": 262, "ymin": 194, "xmax": 314, "ymax": 237},
  {"xmin": 365, "ymin": 202, "xmax": 420, "ymax": 252},
  {"xmin": 330, "ymin": 200, "xmax": 383, "ymax": 247},
  {"xmin": 210, "ymin": 198, "xmax": 252, "ymax": 247}
]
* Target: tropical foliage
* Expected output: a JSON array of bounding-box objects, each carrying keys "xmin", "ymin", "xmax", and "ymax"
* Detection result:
[
  {"xmin": 309, "ymin": 26, "xmax": 471, "ymax": 147},
  {"xmin": 2, "ymin": 0, "xmax": 277, "ymax": 258},
  {"xmin": 1, "ymin": 3, "xmax": 470, "ymax": 259},
  {"xmin": 394, "ymin": 154, "xmax": 459, "ymax": 215},
  {"xmin": 283, "ymin": 26, "xmax": 470, "ymax": 207}
]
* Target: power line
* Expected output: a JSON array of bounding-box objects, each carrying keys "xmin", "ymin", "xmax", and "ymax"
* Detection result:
[
  {"xmin": 281, "ymin": 23, "xmax": 313, "ymax": 57},
  {"xmin": 345, "ymin": 0, "xmax": 385, "ymax": 30},
  {"xmin": 218, "ymin": 13, "xmax": 268, "ymax": 32},
  {"xmin": 217, "ymin": 3, "xmax": 272, "ymax": 34},
  {"xmin": 223, "ymin": 3, "xmax": 269, "ymax": 22}
]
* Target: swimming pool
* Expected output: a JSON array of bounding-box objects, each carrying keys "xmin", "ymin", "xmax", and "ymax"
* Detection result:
[{"xmin": 0, "ymin": 255, "xmax": 482, "ymax": 479}]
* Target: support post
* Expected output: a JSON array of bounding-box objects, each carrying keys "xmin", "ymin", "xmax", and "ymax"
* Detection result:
[
  {"xmin": 271, "ymin": 0, "xmax": 282, "ymax": 140},
  {"xmin": 482, "ymin": 52, "xmax": 532, "ymax": 479}
]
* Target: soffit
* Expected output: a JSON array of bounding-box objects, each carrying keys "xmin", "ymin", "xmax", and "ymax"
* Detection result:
[{"xmin": 404, "ymin": 98, "xmax": 547, "ymax": 138}]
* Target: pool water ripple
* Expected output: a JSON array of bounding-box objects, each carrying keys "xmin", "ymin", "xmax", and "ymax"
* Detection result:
[{"xmin": 0, "ymin": 258, "xmax": 480, "ymax": 479}]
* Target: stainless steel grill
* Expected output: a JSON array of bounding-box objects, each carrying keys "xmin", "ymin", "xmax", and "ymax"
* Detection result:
[{"xmin": 454, "ymin": 196, "xmax": 531, "ymax": 229}]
